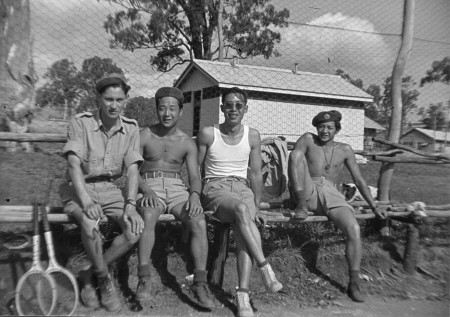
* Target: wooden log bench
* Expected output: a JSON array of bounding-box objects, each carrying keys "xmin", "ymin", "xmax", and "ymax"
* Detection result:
[{"xmin": 1, "ymin": 202, "xmax": 449, "ymax": 286}]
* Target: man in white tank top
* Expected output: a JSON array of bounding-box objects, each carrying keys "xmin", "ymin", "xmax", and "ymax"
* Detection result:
[{"xmin": 197, "ymin": 87, "xmax": 282, "ymax": 317}]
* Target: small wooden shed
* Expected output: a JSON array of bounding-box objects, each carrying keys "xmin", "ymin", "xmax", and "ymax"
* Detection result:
[
  {"xmin": 174, "ymin": 60, "xmax": 373, "ymax": 150},
  {"xmin": 400, "ymin": 128, "xmax": 450, "ymax": 154}
]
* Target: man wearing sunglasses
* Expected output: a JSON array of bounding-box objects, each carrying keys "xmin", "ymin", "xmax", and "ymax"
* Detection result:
[{"xmin": 197, "ymin": 87, "xmax": 283, "ymax": 317}]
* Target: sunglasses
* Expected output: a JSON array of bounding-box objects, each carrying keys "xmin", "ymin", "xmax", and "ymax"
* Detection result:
[{"xmin": 223, "ymin": 102, "xmax": 246, "ymax": 111}]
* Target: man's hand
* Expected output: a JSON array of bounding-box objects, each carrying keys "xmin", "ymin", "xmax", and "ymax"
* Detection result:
[
  {"xmin": 123, "ymin": 204, "xmax": 144, "ymax": 235},
  {"xmin": 140, "ymin": 188, "xmax": 160, "ymax": 209},
  {"xmin": 82, "ymin": 200, "xmax": 105, "ymax": 221},
  {"xmin": 372, "ymin": 206, "xmax": 386, "ymax": 219},
  {"xmin": 186, "ymin": 193, "xmax": 203, "ymax": 218},
  {"xmin": 254, "ymin": 204, "xmax": 267, "ymax": 226}
]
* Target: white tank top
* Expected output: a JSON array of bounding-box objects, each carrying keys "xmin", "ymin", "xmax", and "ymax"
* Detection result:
[{"xmin": 204, "ymin": 124, "xmax": 251, "ymax": 179}]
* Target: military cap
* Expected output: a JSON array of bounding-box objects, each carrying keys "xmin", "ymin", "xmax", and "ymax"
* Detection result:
[
  {"xmin": 155, "ymin": 87, "xmax": 184, "ymax": 104},
  {"xmin": 95, "ymin": 73, "xmax": 130, "ymax": 93},
  {"xmin": 312, "ymin": 110, "xmax": 342, "ymax": 127}
]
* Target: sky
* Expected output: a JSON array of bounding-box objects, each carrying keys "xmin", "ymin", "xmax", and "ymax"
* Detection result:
[{"xmin": 31, "ymin": 0, "xmax": 450, "ymax": 123}]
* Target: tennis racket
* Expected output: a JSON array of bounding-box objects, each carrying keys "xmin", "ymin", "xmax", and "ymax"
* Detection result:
[
  {"xmin": 15, "ymin": 202, "xmax": 56, "ymax": 316},
  {"xmin": 41, "ymin": 204, "xmax": 80, "ymax": 316}
]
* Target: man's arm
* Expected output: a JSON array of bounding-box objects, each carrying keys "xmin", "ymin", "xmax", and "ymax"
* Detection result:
[
  {"xmin": 344, "ymin": 145, "xmax": 386, "ymax": 219},
  {"xmin": 196, "ymin": 127, "xmax": 213, "ymax": 170},
  {"xmin": 137, "ymin": 129, "xmax": 159, "ymax": 208},
  {"xmin": 185, "ymin": 138, "xmax": 203, "ymax": 217},
  {"xmin": 248, "ymin": 128, "xmax": 263, "ymax": 207},
  {"xmin": 67, "ymin": 153, "xmax": 103, "ymax": 220},
  {"xmin": 293, "ymin": 132, "xmax": 311, "ymax": 153},
  {"xmin": 123, "ymin": 126, "xmax": 144, "ymax": 234}
]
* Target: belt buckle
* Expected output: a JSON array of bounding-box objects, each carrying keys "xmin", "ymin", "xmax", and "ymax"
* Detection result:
[{"xmin": 155, "ymin": 171, "xmax": 163, "ymax": 178}]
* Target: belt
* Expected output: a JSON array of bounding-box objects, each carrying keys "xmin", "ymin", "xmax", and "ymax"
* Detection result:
[
  {"xmin": 85, "ymin": 175, "xmax": 117, "ymax": 183},
  {"xmin": 203, "ymin": 176, "xmax": 247, "ymax": 183},
  {"xmin": 141, "ymin": 171, "xmax": 181, "ymax": 179}
]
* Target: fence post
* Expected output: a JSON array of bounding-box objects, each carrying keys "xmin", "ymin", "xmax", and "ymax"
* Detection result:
[
  {"xmin": 208, "ymin": 223, "xmax": 230, "ymax": 287},
  {"xmin": 403, "ymin": 223, "xmax": 420, "ymax": 274}
]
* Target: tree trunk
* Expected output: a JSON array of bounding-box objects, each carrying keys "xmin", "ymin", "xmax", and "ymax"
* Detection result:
[
  {"xmin": 217, "ymin": 0, "xmax": 224, "ymax": 62},
  {"xmin": 377, "ymin": 0, "xmax": 415, "ymax": 200},
  {"xmin": 0, "ymin": 0, "xmax": 36, "ymax": 151}
]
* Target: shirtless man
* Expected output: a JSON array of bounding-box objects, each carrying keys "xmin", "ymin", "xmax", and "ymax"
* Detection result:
[
  {"xmin": 288, "ymin": 110, "xmax": 386, "ymax": 302},
  {"xmin": 135, "ymin": 87, "xmax": 214, "ymax": 310},
  {"xmin": 197, "ymin": 87, "xmax": 282, "ymax": 317}
]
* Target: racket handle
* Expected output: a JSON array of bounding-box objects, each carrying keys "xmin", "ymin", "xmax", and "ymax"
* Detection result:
[
  {"xmin": 33, "ymin": 202, "xmax": 39, "ymax": 235},
  {"xmin": 41, "ymin": 204, "xmax": 50, "ymax": 232}
]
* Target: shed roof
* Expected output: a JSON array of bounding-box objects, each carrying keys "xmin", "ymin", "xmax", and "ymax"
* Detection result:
[
  {"xmin": 364, "ymin": 116, "xmax": 386, "ymax": 130},
  {"xmin": 175, "ymin": 59, "xmax": 374, "ymax": 103},
  {"xmin": 402, "ymin": 128, "xmax": 449, "ymax": 142}
]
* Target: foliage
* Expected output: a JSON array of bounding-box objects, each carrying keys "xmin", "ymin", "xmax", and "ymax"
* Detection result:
[
  {"xmin": 36, "ymin": 59, "xmax": 80, "ymax": 119},
  {"xmin": 36, "ymin": 56, "xmax": 125, "ymax": 115},
  {"xmin": 104, "ymin": 0, "xmax": 289, "ymax": 72},
  {"xmin": 421, "ymin": 57, "xmax": 450, "ymax": 86},
  {"xmin": 335, "ymin": 70, "xmax": 420, "ymax": 129},
  {"xmin": 418, "ymin": 102, "xmax": 449, "ymax": 131},
  {"xmin": 76, "ymin": 56, "xmax": 124, "ymax": 113},
  {"xmin": 124, "ymin": 96, "xmax": 158, "ymax": 127}
]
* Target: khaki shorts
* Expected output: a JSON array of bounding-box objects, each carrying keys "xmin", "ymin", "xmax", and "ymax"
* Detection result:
[
  {"xmin": 137, "ymin": 177, "xmax": 189, "ymax": 213},
  {"xmin": 307, "ymin": 177, "xmax": 354, "ymax": 217},
  {"xmin": 201, "ymin": 177, "xmax": 257, "ymax": 219},
  {"xmin": 60, "ymin": 181, "xmax": 124, "ymax": 222}
]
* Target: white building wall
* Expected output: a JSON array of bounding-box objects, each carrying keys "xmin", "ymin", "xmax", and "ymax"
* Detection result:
[{"xmin": 221, "ymin": 99, "xmax": 364, "ymax": 150}]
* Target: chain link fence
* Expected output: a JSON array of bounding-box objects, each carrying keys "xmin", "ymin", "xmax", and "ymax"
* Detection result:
[{"xmin": 25, "ymin": 0, "xmax": 450, "ymax": 153}]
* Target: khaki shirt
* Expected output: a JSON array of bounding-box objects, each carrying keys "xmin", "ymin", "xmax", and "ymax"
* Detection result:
[{"xmin": 62, "ymin": 111, "xmax": 143, "ymax": 180}]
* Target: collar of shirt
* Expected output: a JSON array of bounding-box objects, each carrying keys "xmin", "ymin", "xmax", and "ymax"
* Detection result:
[{"xmin": 93, "ymin": 110, "xmax": 125, "ymax": 134}]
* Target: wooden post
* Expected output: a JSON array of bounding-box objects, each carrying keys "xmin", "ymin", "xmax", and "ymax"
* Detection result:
[
  {"xmin": 403, "ymin": 223, "xmax": 420, "ymax": 274},
  {"xmin": 377, "ymin": 0, "xmax": 415, "ymax": 200},
  {"xmin": 208, "ymin": 223, "xmax": 230, "ymax": 287}
]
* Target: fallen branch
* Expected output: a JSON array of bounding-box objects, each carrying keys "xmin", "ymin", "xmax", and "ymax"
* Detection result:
[
  {"xmin": 355, "ymin": 149, "xmax": 404, "ymax": 157},
  {"xmin": 373, "ymin": 136, "xmax": 450, "ymax": 161},
  {"xmin": 372, "ymin": 155, "xmax": 449, "ymax": 164}
]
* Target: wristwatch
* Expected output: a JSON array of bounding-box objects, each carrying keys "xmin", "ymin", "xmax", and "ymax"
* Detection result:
[{"xmin": 125, "ymin": 199, "xmax": 137, "ymax": 207}]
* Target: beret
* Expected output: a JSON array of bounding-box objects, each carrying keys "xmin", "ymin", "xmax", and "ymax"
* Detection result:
[
  {"xmin": 95, "ymin": 73, "xmax": 130, "ymax": 93},
  {"xmin": 312, "ymin": 110, "xmax": 342, "ymax": 127},
  {"xmin": 155, "ymin": 87, "xmax": 184, "ymax": 104}
]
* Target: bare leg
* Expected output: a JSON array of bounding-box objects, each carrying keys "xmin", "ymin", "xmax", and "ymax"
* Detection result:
[
  {"xmin": 213, "ymin": 201, "xmax": 266, "ymax": 265},
  {"xmin": 288, "ymin": 150, "xmax": 314, "ymax": 219},
  {"xmin": 233, "ymin": 226, "xmax": 254, "ymax": 289},
  {"xmin": 328, "ymin": 207, "xmax": 364, "ymax": 302},
  {"xmin": 172, "ymin": 203, "xmax": 209, "ymax": 270},
  {"xmin": 137, "ymin": 205, "xmax": 164, "ymax": 267},
  {"xmin": 103, "ymin": 216, "xmax": 141, "ymax": 265}
]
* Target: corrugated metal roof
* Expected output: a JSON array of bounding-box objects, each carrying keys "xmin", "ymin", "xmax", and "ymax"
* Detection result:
[
  {"xmin": 406, "ymin": 128, "xmax": 449, "ymax": 142},
  {"xmin": 175, "ymin": 59, "xmax": 374, "ymax": 103},
  {"xmin": 364, "ymin": 116, "xmax": 386, "ymax": 130}
]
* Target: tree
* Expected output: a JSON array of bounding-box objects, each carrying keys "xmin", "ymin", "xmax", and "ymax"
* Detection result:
[
  {"xmin": 76, "ymin": 56, "xmax": 124, "ymax": 113},
  {"xmin": 104, "ymin": 0, "xmax": 289, "ymax": 72},
  {"xmin": 420, "ymin": 57, "xmax": 450, "ymax": 86},
  {"xmin": 419, "ymin": 103, "xmax": 448, "ymax": 131},
  {"xmin": 124, "ymin": 96, "xmax": 158, "ymax": 127},
  {"xmin": 36, "ymin": 59, "xmax": 80, "ymax": 119},
  {"xmin": 335, "ymin": 70, "xmax": 420, "ymax": 131}
]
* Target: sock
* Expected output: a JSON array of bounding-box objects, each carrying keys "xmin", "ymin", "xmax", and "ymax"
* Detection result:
[
  {"xmin": 257, "ymin": 260, "xmax": 268, "ymax": 268},
  {"xmin": 193, "ymin": 269, "xmax": 208, "ymax": 284},
  {"xmin": 350, "ymin": 270, "xmax": 360, "ymax": 282},
  {"xmin": 293, "ymin": 190, "xmax": 308, "ymax": 209},
  {"xmin": 94, "ymin": 267, "xmax": 108, "ymax": 279},
  {"xmin": 138, "ymin": 264, "xmax": 151, "ymax": 277}
]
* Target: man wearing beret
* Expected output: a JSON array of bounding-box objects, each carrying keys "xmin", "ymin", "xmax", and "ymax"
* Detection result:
[
  {"xmin": 197, "ymin": 87, "xmax": 282, "ymax": 317},
  {"xmin": 61, "ymin": 73, "xmax": 144, "ymax": 312},
  {"xmin": 135, "ymin": 87, "xmax": 214, "ymax": 309},
  {"xmin": 288, "ymin": 110, "xmax": 385, "ymax": 302}
]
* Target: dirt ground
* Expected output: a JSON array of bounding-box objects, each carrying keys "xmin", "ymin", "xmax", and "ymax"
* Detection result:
[{"xmin": 0, "ymin": 150, "xmax": 449, "ymax": 316}]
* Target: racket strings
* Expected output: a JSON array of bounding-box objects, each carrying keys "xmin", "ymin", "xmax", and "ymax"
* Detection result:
[
  {"xmin": 16, "ymin": 273, "xmax": 55, "ymax": 316},
  {"xmin": 47, "ymin": 271, "xmax": 78, "ymax": 316}
]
